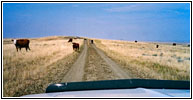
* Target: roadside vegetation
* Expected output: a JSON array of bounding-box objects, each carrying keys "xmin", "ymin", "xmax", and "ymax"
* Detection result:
[
  {"xmin": 3, "ymin": 36, "xmax": 190, "ymax": 97},
  {"xmin": 3, "ymin": 36, "xmax": 83, "ymax": 97},
  {"xmin": 94, "ymin": 39, "xmax": 190, "ymax": 80}
]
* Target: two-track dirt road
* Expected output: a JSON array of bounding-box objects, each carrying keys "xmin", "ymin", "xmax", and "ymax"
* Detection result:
[{"xmin": 61, "ymin": 39, "xmax": 131, "ymax": 82}]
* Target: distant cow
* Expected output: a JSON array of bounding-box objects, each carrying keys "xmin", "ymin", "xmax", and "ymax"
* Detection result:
[
  {"xmin": 68, "ymin": 38, "xmax": 73, "ymax": 42},
  {"xmin": 12, "ymin": 39, "xmax": 30, "ymax": 52},
  {"xmin": 135, "ymin": 40, "xmax": 137, "ymax": 43},
  {"xmin": 91, "ymin": 40, "xmax": 94, "ymax": 44},
  {"xmin": 173, "ymin": 43, "xmax": 176, "ymax": 46},
  {"xmin": 156, "ymin": 45, "xmax": 159, "ymax": 48},
  {"xmin": 72, "ymin": 43, "xmax": 79, "ymax": 51}
]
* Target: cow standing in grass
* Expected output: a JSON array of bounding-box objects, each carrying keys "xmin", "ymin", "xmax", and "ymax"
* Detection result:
[
  {"xmin": 12, "ymin": 39, "xmax": 30, "ymax": 52},
  {"xmin": 72, "ymin": 43, "xmax": 79, "ymax": 51},
  {"xmin": 156, "ymin": 45, "xmax": 159, "ymax": 48},
  {"xmin": 91, "ymin": 40, "xmax": 94, "ymax": 44},
  {"xmin": 68, "ymin": 38, "xmax": 73, "ymax": 42}
]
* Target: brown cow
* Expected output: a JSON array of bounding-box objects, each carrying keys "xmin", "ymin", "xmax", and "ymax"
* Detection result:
[
  {"xmin": 12, "ymin": 39, "xmax": 30, "ymax": 52},
  {"xmin": 72, "ymin": 42, "xmax": 79, "ymax": 51},
  {"xmin": 68, "ymin": 38, "xmax": 73, "ymax": 42}
]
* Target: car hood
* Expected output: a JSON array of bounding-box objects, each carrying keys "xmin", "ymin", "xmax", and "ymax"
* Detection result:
[{"xmin": 21, "ymin": 88, "xmax": 190, "ymax": 97}]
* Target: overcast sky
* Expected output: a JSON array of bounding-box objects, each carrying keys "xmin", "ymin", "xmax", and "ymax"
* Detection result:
[{"xmin": 3, "ymin": 3, "xmax": 190, "ymax": 42}]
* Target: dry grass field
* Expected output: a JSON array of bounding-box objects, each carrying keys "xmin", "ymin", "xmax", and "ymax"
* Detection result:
[
  {"xmin": 3, "ymin": 36, "xmax": 190, "ymax": 97},
  {"xmin": 3, "ymin": 36, "xmax": 83, "ymax": 97},
  {"xmin": 94, "ymin": 39, "xmax": 190, "ymax": 80}
]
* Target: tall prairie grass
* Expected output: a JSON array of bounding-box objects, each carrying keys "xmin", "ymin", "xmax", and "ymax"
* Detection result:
[
  {"xmin": 94, "ymin": 39, "xmax": 190, "ymax": 80},
  {"xmin": 3, "ymin": 36, "xmax": 83, "ymax": 97}
]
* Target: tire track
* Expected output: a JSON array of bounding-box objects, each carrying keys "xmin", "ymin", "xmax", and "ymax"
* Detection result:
[
  {"xmin": 91, "ymin": 44, "xmax": 131, "ymax": 79},
  {"xmin": 83, "ymin": 43, "xmax": 119, "ymax": 81},
  {"xmin": 61, "ymin": 40, "xmax": 88, "ymax": 82}
]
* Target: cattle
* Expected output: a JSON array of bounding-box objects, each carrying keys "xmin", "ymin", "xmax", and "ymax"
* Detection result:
[
  {"xmin": 91, "ymin": 40, "xmax": 94, "ymax": 44},
  {"xmin": 156, "ymin": 45, "xmax": 159, "ymax": 48},
  {"xmin": 72, "ymin": 43, "xmax": 79, "ymax": 51},
  {"xmin": 68, "ymin": 38, "xmax": 73, "ymax": 42},
  {"xmin": 11, "ymin": 39, "xmax": 30, "ymax": 52},
  {"xmin": 173, "ymin": 43, "xmax": 176, "ymax": 46},
  {"xmin": 135, "ymin": 40, "xmax": 137, "ymax": 43}
]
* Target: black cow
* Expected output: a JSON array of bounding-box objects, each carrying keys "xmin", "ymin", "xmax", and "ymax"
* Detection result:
[
  {"xmin": 156, "ymin": 45, "xmax": 159, "ymax": 48},
  {"xmin": 68, "ymin": 38, "xmax": 73, "ymax": 42},
  {"xmin": 91, "ymin": 40, "xmax": 94, "ymax": 44}
]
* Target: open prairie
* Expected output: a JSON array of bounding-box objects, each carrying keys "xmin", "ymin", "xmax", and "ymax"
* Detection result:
[
  {"xmin": 94, "ymin": 39, "xmax": 190, "ymax": 80},
  {"xmin": 3, "ymin": 36, "xmax": 190, "ymax": 97},
  {"xmin": 3, "ymin": 36, "xmax": 84, "ymax": 97}
]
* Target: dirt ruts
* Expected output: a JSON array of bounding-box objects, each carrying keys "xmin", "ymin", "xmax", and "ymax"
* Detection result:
[
  {"xmin": 61, "ymin": 40, "xmax": 88, "ymax": 82},
  {"xmin": 83, "ymin": 43, "xmax": 119, "ymax": 81},
  {"xmin": 91, "ymin": 44, "xmax": 131, "ymax": 79},
  {"xmin": 61, "ymin": 40, "xmax": 131, "ymax": 82}
]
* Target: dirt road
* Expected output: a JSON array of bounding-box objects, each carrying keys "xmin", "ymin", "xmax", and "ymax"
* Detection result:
[
  {"xmin": 61, "ymin": 40, "xmax": 88, "ymax": 82},
  {"xmin": 62, "ymin": 40, "xmax": 131, "ymax": 82},
  {"xmin": 91, "ymin": 44, "xmax": 131, "ymax": 79}
]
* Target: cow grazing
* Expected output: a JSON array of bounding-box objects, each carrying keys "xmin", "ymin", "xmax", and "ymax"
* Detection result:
[
  {"xmin": 91, "ymin": 40, "xmax": 94, "ymax": 44},
  {"xmin": 72, "ymin": 43, "xmax": 79, "ymax": 51},
  {"xmin": 173, "ymin": 43, "xmax": 176, "ymax": 46},
  {"xmin": 135, "ymin": 40, "xmax": 137, "ymax": 43},
  {"xmin": 156, "ymin": 45, "xmax": 159, "ymax": 48},
  {"xmin": 12, "ymin": 39, "xmax": 30, "ymax": 52},
  {"xmin": 68, "ymin": 38, "xmax": 73, "ymax": 42}
]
